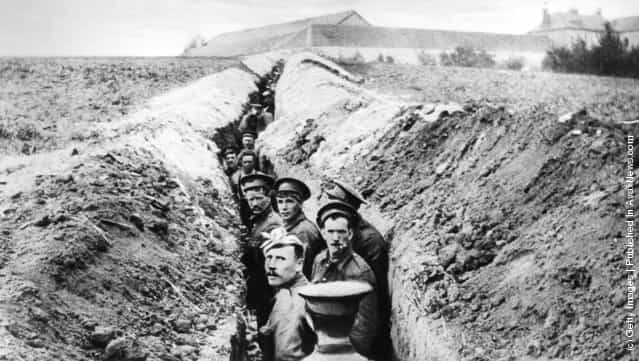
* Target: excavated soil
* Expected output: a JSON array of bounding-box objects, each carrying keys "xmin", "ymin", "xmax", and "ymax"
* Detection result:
[
  {"xmin": 2, "ymin": 53, "xmax": 637, "ymax": 361},
  {"xmin": 1, "ymin": 61, "xmax": 259, "ymax": 361},
  {"xmin": 258, "ymin": 53, "xmax": 638, "ymax": 361}
]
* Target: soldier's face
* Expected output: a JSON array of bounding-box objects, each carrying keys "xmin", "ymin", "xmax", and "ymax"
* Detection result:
[
  {"xmin": 276, "ymin": 196, "xmax": 302, "ymax": 222},
  {"xmin": 321, "ymin": 216, "xmax": 353, "ymax": 260},
  {"xmin": 242, "ymin": 136, "xmax": 255, "ymax": 149},
  {"xmin": 245, "ymin": 190, "xmax": 270, "ymax": 214},
  {"xmin": 225, "ymin": 153, "xmax": 236, "ymax": 165},
  {"xmin": 265, "ymin": 246, "xmax": 302, "ymax": 287},
  {"xmin": 241, "ymin": 155, "xmax": 255, "ymax": 172}
]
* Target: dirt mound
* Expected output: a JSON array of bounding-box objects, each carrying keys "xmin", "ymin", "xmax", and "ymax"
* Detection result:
[
  {"xmin": 256, "ymin": 53, "xmax": 637, "ymax": 361},
  {"xmin": 1, "ymin": 67, "xmax": 258, "ymax": 361}
]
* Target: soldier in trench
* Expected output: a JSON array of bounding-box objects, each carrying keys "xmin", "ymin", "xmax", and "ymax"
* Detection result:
[
  {"xmin": 239, "ymin": 173, "xmax": 282, "ymax": 330},
  {"xmin": 239, "ymin": 130, "xmax": 273, "ymax": 175},
  {"xmin": 272, "ymin": 177, "xmax": 325, "ymax": 279},
  {"xmin": 322, "ymin": 179, "xmax": 392, "ymax": 359},
  {"xmin": 221, "ymin": 146, "xmax": 238, "ymax": 177},
  {"xmin": 259, "ymin": 228, "xmax": 316, "ymax": 361},
  {"xmin": 231, "ymin": 150, "xmax": 258, "ymax": 227},
  {"xmin": 239, "ymin": 103, "xmax": 270, "ymax": 134},
  {"xmin": 311, "ymin": 200, "xmax": 380, "ymax": 359}
]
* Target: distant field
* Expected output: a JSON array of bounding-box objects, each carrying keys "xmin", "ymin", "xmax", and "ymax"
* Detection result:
[
  {"xmin": 344, "ymin": 62, "xmax": 639, "ymax": 122},
  {"xmin": 0, "ymin": 57, "xmax": 239, "ymax": 155}
]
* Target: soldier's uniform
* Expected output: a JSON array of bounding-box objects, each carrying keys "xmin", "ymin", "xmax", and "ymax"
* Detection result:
[
  {"xmin": 240, "ymin": 173, "xmax": 282, "ymax": 328},
  {"xmin": 324, "ymin": 181, "xmax": 391, "ymax": 359},
  {"xmin": 221, "ymin": 146, "xmax": 238, "ymax": 177},
  {"xmin": 259, "ymin": 232, "xmax": 316, "ymax": 361},
  {"xmin": 273, "ymin": 177, "xmax": 326, "ymax": 279},
  {"xmin": 310, "ymin": 201, "xmax": 379, "ymax": 359}
]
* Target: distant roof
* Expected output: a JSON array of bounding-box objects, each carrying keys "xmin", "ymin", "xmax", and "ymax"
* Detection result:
[
  {"xmin": 212, "ymin": 9, "xmax": 370, "ymax": 42},
  {"xmin": 184, "ymin": 9, "xmax": 371, "ymax": 56},
  {"xmin": 530, "ymin": 9, "xmax": 607, "ymax": 32},
  {"xmin": 611, "ymin": 16, "xmax": 639, "ymax": 32}
]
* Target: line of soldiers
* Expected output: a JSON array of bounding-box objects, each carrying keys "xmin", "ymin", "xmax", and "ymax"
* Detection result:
[{"xmin": 220, "ymin": 123, "xmax": 390, "ymax": 361}]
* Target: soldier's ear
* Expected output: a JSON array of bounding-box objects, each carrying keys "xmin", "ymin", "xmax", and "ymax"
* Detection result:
[{"xmin": 347, "ymin": 228, "xmax": 353, "ymax": 241}]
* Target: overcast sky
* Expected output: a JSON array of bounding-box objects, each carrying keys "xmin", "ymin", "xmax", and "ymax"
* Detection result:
[{"xmin": 1, "ymin": 0, "xmax": 637, "ymax": 56}]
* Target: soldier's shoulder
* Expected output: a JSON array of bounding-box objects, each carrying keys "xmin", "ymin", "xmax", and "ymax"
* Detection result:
[
  {"xmin": 313, "ymin": 249, "xmax": 329, "ymax": 264},
  {"xmin": 348, "ymin": 253, "xmax": 376, "ymax": 283}
]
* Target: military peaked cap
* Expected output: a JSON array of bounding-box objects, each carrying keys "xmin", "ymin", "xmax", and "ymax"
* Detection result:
[
  {"xmin": 316, "ymin": 200, "xmax": 357, "ymax": 227},
  {"xmin": 241, "ymin": 130, "xmax": 258, "ymax": 138},
  {"xmin": 274, "ymin": 177, "xmax": 311, "ymax": 201},
  {"xmin": 325, "ymin": 179, "xmax": 368, "ymax": 209},
  {"xmin": 240, "ymin": 172, "xmax": 275, "ymax": 192},
  {"xmin": 221, "ymin": 146, "xmax": 237, "ymax": 156},
  {"xmin": 298, "ymin": 281, "xmax": 373, "ymax": 316}
]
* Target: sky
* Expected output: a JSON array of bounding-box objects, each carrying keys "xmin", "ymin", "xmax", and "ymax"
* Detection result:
[{"xmin": 0, "ymin": 0, "xmax": 637, "ymax": 56}]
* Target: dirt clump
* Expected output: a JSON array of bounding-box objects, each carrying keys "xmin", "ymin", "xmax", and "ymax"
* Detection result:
[{"xmin": 1, "ymin": 147, "xmax": 243, "ymax": 361}]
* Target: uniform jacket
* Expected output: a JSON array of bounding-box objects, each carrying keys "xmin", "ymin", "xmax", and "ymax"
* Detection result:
[
  {"xmin": 242, "ymin": 207, "xmax": 282, "ymax": 323},
  {"xmin": 285, "ymin": 212, "xmax": 325, "ymax": 279},
  {"xmin": 260, "ymin": 274, "xmax": 316, "ymax": 361},
  {"xmin": 353, "ymin": 218, "xmax": 391, "ymax": 358},
  {"xmin": 311, "ymin": 249, "xmax": 379, "ymax": 358}
]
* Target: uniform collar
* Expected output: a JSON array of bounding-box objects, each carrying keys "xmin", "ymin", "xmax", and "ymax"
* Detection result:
[
  {"xmin": 284, "ymin": 211, "xmax": 307, "ymax": 231},
  {"xmin": 251, "ymin": 206, "xmax": 274, "ymax": 222},
  {"xmin": 319, "ymin": 248, "xmax": 354, "ymax": 272},
  {"xmin": 276, "ymin": 273, "xmax": 309, "ymax": 291}
]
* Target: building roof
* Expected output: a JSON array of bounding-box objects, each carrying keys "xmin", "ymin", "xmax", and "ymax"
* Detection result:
[
  {"xmin": 311, "ymin": 24, "xmax": 552, "ymax": 52},
  {"xmin": 530, "ymin": 8, "xmax": 607, "ymax": 32},
  {"xmin": 611, "ymin": 17, "xmax": 639, "ymax": 32},
  {"xmin": 183, "ymin": 9, "xmax": 370, "ymax": 56}
]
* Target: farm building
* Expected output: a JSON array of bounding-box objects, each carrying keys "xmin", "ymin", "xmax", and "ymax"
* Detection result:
[{"xmin": 529, "ymin": 8, "xmax": 639, "ymax": 47}]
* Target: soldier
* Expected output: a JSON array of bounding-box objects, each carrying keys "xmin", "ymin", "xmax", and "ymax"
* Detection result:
[
  {"xmin": 311, "ymin": 201, "xmax": 379, "ymax": 359},
  {"xmin": 239, "ymin": 173, "xmax": 282, "ymax": 329},
  {"xmin": 323, "ymin": 179, "xmax": 392, "ymax": 358},
  {"xmin": 259, "ymin": 228, "xmax": 316, "ymax": 361},
  {"xmin": 240, "ymin": 130, "xmax": 258, "ymax": 152},
  {"xmin": 221, "ymin": 146, "xmax": 238, "ymax": 177},
  {"xmin": 239, "ymin": 104, "xmax": 269, "ymax": 134},
  {"xmin": 273, "ymin": 177, "xmax": 325, "ymax": 279},
  {"xmin": 240, "ymin": 130, "xmax": 273, "ymax": 175},
  {"xmin": 231, "ymin": 150, "xmax": 258, "ymax": 227}
]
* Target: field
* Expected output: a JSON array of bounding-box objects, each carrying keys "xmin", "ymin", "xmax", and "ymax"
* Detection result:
[
  {"xmin": 0, "ymin": 57, "xmax": 240, "ymax": 155},
  {"xmin": 1, "ymin": 54, "xmax": 637, "ymax": 361},
  {"xmin": 344, "ymin": 62, "xmax": 639, "ymax": 122}
]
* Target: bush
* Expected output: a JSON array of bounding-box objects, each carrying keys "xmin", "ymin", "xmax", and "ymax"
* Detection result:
[
  {"xmin": 417, "ymin": 51, "xmax": 437, "ymax": 66},
  {"xmin": 542, "ymin": 22, "xmax": 639, "ymax": 78},
  {"xmin": 440, "ymin": 46, "xmax": 496, "ymax": 68},
  {"xmin": 335, "ymin": 51, "xmax": 366, "ymax": 66},
  {"xmin": 500, "ymin": 56, "xmax": 525, "ymax": 71},
  {"xmin": 377, "ymin": 53, "xmax": 385, "ymax": 63},
  {"xmin": 385, "ymin": 55, "xmax": 395, "ymax": 63}
]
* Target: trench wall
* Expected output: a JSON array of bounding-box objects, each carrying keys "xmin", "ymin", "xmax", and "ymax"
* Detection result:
[
  {"xmin": 0, "ymin": 68, "xmax": 259, "ymax": 360},
  {"xmin": 254, "ymin": 52, "xmax": 464, "ymax": 361}
]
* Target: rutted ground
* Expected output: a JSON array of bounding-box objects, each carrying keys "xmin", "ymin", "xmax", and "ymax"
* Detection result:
[
  {"xmin": 258, "ymin": 53, "xmax": 638, "ymax": 361},
  {"xmin": 0, "ymin": 57, "xmax": 239, "ymax": 155},
  {"xmin": 0, "ymin": 67, "xmax": 257, "ymax": 361}
]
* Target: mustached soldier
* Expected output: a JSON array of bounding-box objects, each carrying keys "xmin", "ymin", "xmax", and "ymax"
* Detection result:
[
  {"xmin": 259, "ymin": 228, "xmax": 316, "ymax": 361},
  {"xmin": 311, "ymin": 201, "xmax": 379, "ymax": 359},
  {"xmin": 273, "ymin": 177, "xmax": 325, "ymax": 279},
  {"xmin": 323, "ymin": 180, "xmax": 391, "ymax": 359},
  {"xmin": 239, "ymin": 173, "xmax": 282, "ymax": 328}
]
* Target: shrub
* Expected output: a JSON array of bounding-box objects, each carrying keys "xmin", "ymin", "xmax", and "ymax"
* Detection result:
[
  {"xmin": 385, "ymin": 55, "xmax": 395, "ymax": 63},
  {"xmin": 417, "ymin": 51, "xmax": 437, "ymax": 66},
  {"xmin": 335, "ymin": 51, "xmax": 366, "ymax": 66},
  {"xmin": 542, "ymin": 22, "xmax": 639, "ymax": 78},
  {"xmin": 439, "ymin": 46, "xmax": 496, "ymax": 68},
  {"xmin": 500, "ymin": 56, "xmax": 525, "ymax": 71},
  {"xmin": 377, "ymin": 53, "xmax": 385, "ymax": 63}
]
